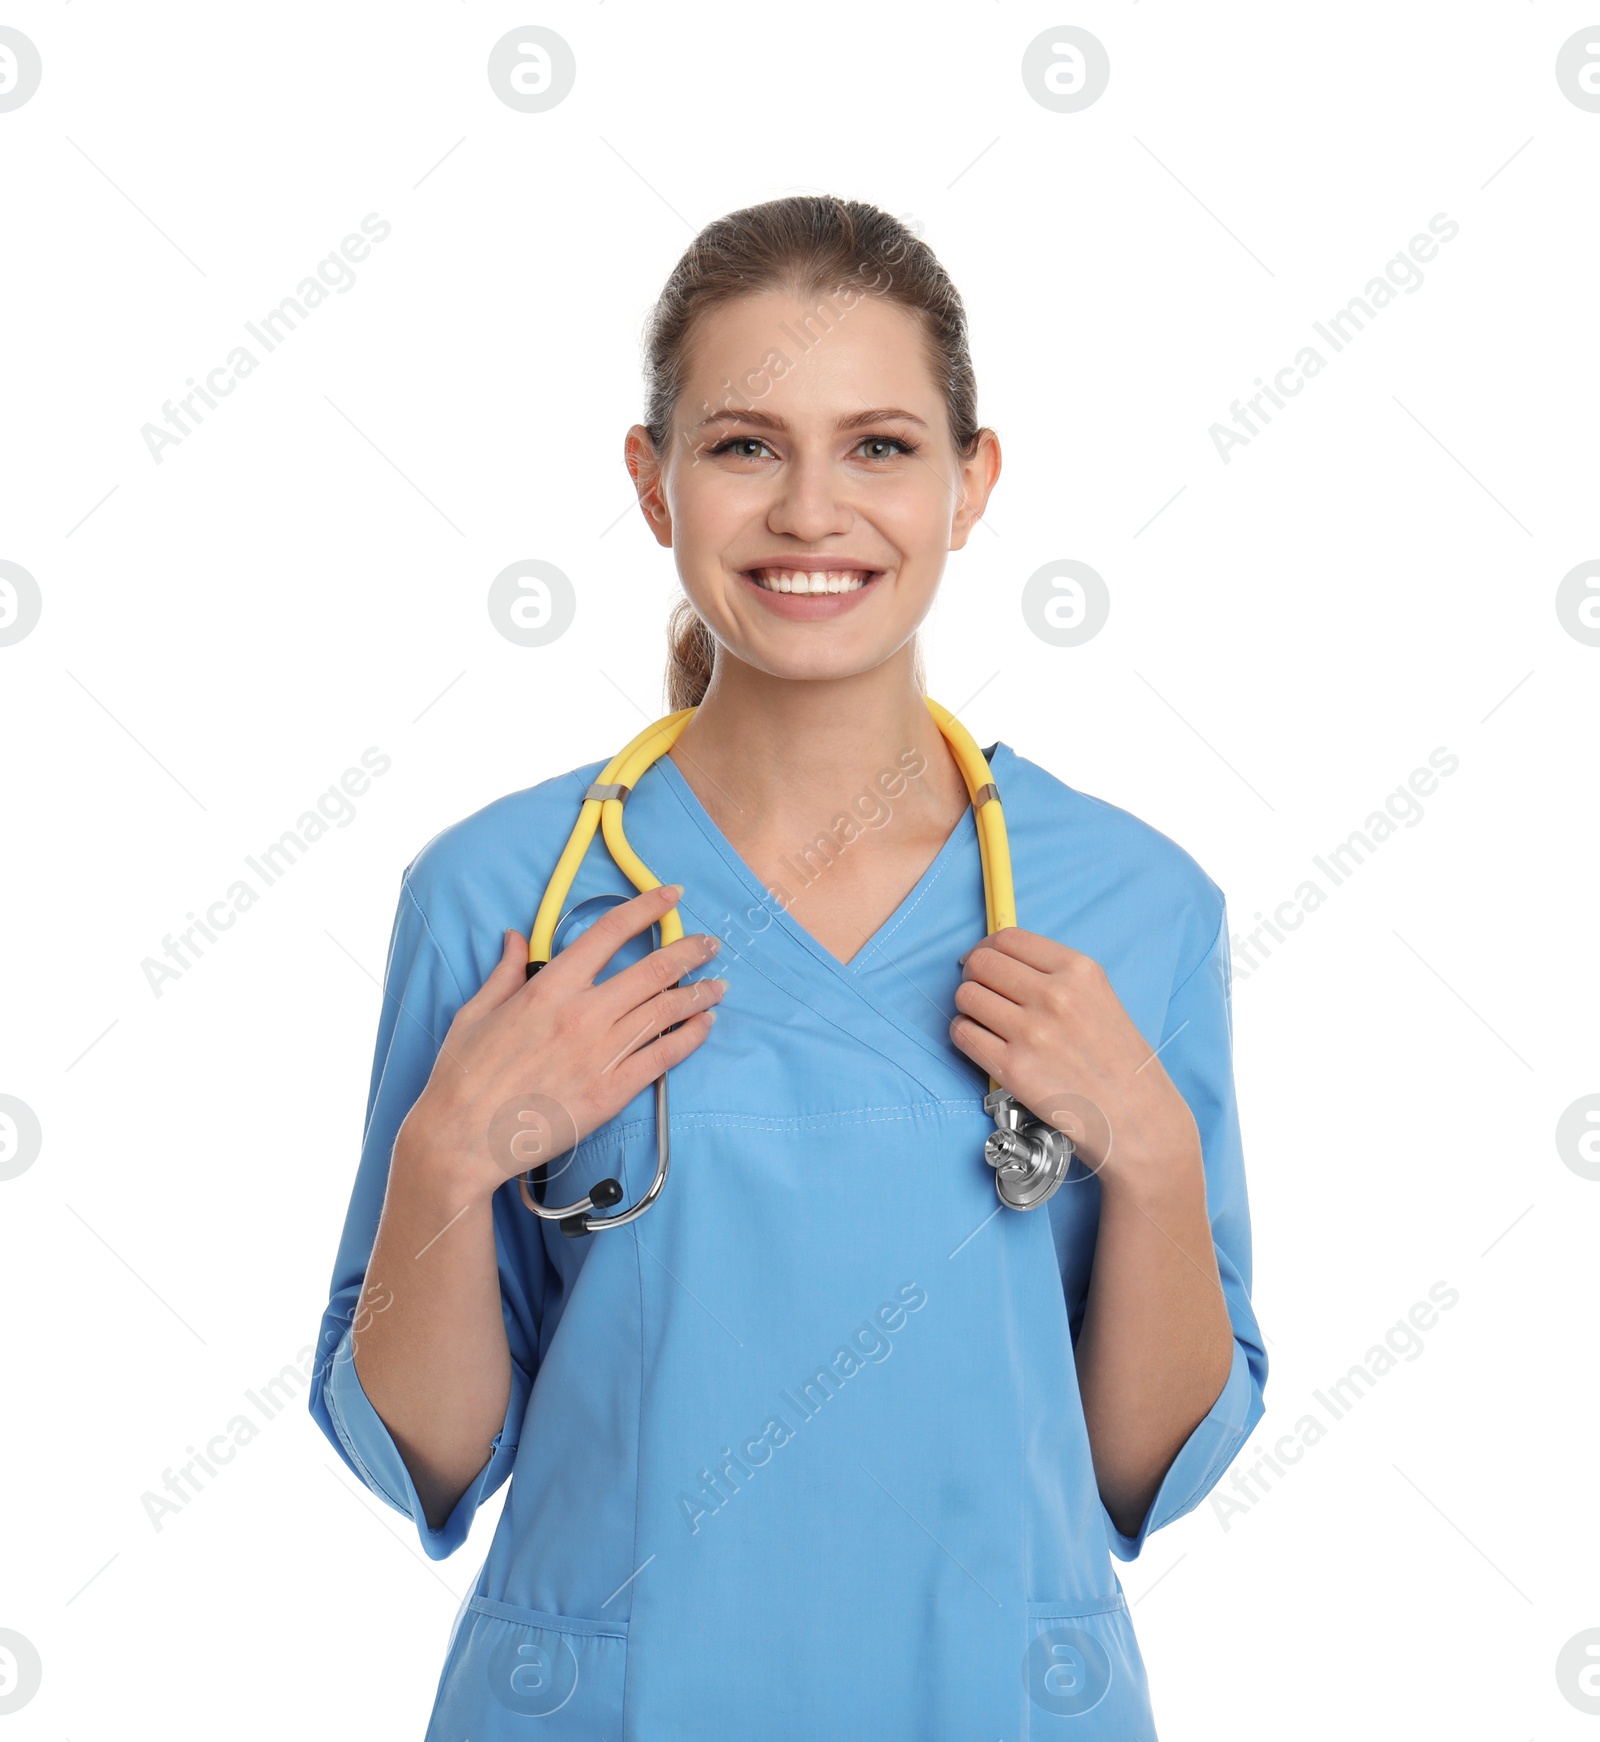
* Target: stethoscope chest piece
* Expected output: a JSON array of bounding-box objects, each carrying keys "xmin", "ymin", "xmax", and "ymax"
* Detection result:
[
  {"xmin": 983, "ymin": 1089, "xmax": 1075, "ymax": 1210},
  {"xmin": 518, "ymin": 892, "xmax": 672, "ymax": 1238}
]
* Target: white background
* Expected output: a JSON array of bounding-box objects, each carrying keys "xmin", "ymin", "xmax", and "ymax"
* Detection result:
[{"xmin": 2, "ymin": 3, "xmax": 1596, "ymax": 1736}]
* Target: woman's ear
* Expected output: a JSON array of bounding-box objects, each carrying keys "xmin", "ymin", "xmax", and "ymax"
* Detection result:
[
  {"xmin": 625, "ymin": 424, "xmax": 675, "ymax": 548},
  {"xmin": 949, "ymin": 427, "xmax": 1002, "ymax": 551}
]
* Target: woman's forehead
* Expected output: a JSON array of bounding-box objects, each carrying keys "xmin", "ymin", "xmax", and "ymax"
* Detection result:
[{"xmin": 678, "ymin": 291, "xmax": 941, "ymax": 422}]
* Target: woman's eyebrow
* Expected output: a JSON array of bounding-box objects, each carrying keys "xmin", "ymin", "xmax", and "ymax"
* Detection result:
[{"xmin": 690, "ymin": 406, "xmax": 929, "ymax": 433}]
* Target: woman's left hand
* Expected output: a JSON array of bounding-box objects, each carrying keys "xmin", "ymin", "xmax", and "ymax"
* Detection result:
[{"xmin": 951, "ymin": 927, "xmax": 1201, "ymax": 1191}]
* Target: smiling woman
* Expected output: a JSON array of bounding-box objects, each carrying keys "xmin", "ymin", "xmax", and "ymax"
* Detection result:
[
  {"xmin": 309, "ymin": 193, "xmax": 1267, "ymax": 1741},
  {"xmin": 646, "ymin": 259, "xmax": 977, "ymax": 706}
]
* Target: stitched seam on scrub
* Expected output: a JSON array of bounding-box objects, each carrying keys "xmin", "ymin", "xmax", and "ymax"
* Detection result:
[
  {"xmin": 1168, "ymin": 1351, "xmax": 1251, "ymax": 1524},
  {"xmin": 1018, "ymin": 1174, "xmax": 1028, "ymax": 1670},
  {"xmin": 624, "ymin": 1146, "xmax": 646, "ymax": 1728},
  {"xmin": 326, "ymin": 1363, "xmax": 408, "ymax": 1515},
  {"xmin": 562, "ymin": 1099, "xmax": 988, "ymax": 1155},
  {"xmin": 467, "ymin": 1595, "xmax": 627, "ymax": 1638},
  {"xmin": 1116, "ymin": 1347, "xmax": 1246, "ymax": 1551},
  {"xmin": 1099, "ymin": 1343, "xmax": 1249, "ymax": 1555},
  {"xmin": 400, "ymin": 872, "xmax": 468, "ymax": 1007},
  {"xmin": 1024, "ymin": 1596, "xmax": 1131, "ymax": 1620},
  {"xmin": 1163, "ymin": 894, "xmax": 1226, "ymax": 1013}
]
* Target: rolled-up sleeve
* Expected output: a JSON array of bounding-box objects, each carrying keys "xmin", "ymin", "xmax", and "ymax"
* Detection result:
[
  {"xmin": 1099, "ymin": 900, "xmax": 1268, "ymax": 1562},
  {"xmin": 307, "ymin": 871, "xmax": 545, "ymax": 1560}
]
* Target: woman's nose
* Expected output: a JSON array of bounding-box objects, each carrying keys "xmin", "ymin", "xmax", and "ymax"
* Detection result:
[{"xmin": 763, "ymin": 450, "xmax": 854, "ymax": 541}]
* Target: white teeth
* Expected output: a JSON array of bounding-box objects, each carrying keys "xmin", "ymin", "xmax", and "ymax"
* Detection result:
[{"xmin": 751, "ymin": 568, "xmax": 874, "ymax": 594}]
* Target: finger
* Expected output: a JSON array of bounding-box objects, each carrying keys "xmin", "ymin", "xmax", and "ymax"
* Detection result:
[
  {"xmin": 599, "ymin": 973, "xmax": 725, "ymax": 1073},
  {"xmin": 949, "ymin": 1010, "xmax": 1007, "ymax": 1077},
  {"xmin": 954, "ymin": 977, "xmax": 1030, "ymax": 1043},
  {"xmin": 604, "ymin": 1001, "xmax": 719, "ymax": 1101},
  {"xmin": 630, "ymin": 973, "xmax": 727, "ymax": 1040},
  {"xmin": 540, "ymin": 882, "xmax": 685, "ymax": 987},
  {"xmin": 961, "ymin": 938, "xmax": 1048, "ymax": 1005},
  {"xmin": 595, "ymin": 925, "xmax": 721, "ymax": 1020},
  {"xmin": 978, "ymin": 926, "xmax": 1071, "ymax": 975},
  {"xmin": 461, "ymin": 927, "xmax": 532, "ymax": 1015},
  {"xmin": 957, "ymin": 931, "xmax": 993, "ymax": 970}
]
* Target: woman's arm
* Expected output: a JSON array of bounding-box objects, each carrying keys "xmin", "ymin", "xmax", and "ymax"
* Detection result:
[
  {"xmin": 1072, "ymin": 1143, "xmax": 1236, "ymax": 1537},
  {"xmin": 343, "ymin": 886, "xmax": 725, "ymax": 1531},
  {"xmin": 349, "ymin": 1138, "xmax": 510, "ymax": 1531},
  {"xmin": 952, "ymin": 919, "xmax": 1250, "ymax": 1539}
]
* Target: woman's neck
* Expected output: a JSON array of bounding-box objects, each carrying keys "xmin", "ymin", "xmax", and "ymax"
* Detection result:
[{"xmin": 664, "ymin": 659, "xmax": 972, "ymax": 858}]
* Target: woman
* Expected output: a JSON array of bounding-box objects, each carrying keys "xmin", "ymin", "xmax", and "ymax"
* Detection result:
[{"xmin": 309, "ymin": 195, "xmax": 1266, "ymax": 1739}]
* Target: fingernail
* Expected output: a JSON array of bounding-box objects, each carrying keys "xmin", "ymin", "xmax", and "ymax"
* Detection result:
[{"xmin": 666, "ymin": 882, "xmax": 684, "ymax": 898}]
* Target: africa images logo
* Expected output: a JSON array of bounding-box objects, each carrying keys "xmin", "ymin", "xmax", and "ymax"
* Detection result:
[
  {"xmin": 677, "ymin": 1283, "xmax": 928, "ymax": 1533},
  {"xmin": 1209, "ymin": 214, "xmax": 1460, "ymax": 464}
]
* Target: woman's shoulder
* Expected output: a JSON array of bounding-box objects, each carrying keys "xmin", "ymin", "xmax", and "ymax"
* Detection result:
[
  {"xmin": 396, "ymin": 753, "xmax": 611, "ymax": 921},
  {"xmin": 996, "ymin": 740, "xmax": 1226, "ymax": 964}
]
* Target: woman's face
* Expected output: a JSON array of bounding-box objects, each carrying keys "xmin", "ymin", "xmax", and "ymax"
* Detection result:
[{"xmin": 627, "ymin": 287, "xmax": 1000, "ymax": 686}]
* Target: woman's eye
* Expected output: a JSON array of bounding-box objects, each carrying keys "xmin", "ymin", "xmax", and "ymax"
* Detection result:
[{"xmin": 708, "ymin": 434, "xmax": 918, "ymax": 462}]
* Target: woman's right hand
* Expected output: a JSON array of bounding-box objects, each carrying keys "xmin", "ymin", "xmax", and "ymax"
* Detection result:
[{"xmin": 394, "ymin": 881, "xmax": 725, "ymax": 1199}]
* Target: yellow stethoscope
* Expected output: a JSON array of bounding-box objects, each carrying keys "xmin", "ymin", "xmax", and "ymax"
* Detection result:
[{"xmin": 518, "ymin": 697, "xmax": 1075, "ymax": 1235}]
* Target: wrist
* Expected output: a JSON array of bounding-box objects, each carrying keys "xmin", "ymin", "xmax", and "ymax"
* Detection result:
[
  {"xmin": 393, "ymin": 1114, "xmax": 501, "ymax": 1212},
  {"xmin": 1100, "ymin": 1121, "xmax": 1205, "ymax": 1211}
]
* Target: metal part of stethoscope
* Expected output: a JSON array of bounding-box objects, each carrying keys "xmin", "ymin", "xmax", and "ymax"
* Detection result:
[
  {"xmin": 518, "ymin": 893, "xmax": 673, "ymax": 1239},
  {"xmin": 518, "ymin": 696, "xmax": 1074, "ymax": 1233},
  {"xmin": 517, "ymin": 1064, "xmax": 671, "ymax": 1239},
  {"xmin": 983, "ymin": 1088, "xmax": 1076, "ymax": 1210}
]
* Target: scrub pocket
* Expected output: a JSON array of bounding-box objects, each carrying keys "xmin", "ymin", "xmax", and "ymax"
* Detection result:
[
  {"xmin": 1021, "ymin": 1597, "xmax": 1156, "ymax": 1737},
  {"xmin": 425, "ymin": 1595, "xmax": 627, "ymax": 1740}
]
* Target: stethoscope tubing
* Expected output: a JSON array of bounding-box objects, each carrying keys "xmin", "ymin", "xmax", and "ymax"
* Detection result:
[{"xmin": 519, "ymin": 699, "xmax": 1068, "ymax": 1231}]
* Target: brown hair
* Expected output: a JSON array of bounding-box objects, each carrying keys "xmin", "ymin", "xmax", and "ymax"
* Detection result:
[{"xmin": 642, "ymin": 195, "xmax": 984, "ymax": 711}]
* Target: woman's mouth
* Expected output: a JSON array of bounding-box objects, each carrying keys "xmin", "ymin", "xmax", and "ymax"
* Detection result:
[
  {"xmin": 748, "ymin": 567, "xmax": 876, "ymax": 594},
  {"xmin": 737, "ymin": 566, "xmax": 886, "ymax": 617}
]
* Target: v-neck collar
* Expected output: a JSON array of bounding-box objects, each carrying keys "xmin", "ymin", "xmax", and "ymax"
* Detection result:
[{"xmin": 649, "ymin": 738, "xmax": 1015, "ymax": 984}]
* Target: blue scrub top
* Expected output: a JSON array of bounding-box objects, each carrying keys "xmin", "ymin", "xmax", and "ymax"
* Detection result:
[{"xmin": 309, "ymin": 739, "xmax": 1267, "ymax": 1739}]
